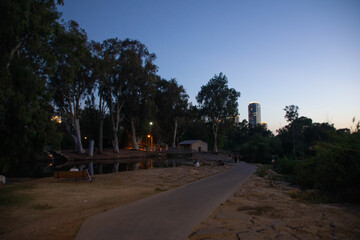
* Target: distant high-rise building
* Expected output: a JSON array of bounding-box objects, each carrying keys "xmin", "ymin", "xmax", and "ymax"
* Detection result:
[{"xmin": 248, "ymin": 102, "xmax": 261, "ymax": 127}]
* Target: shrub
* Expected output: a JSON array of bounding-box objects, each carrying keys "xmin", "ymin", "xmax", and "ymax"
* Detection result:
[
  {"xmin": 295, "ymin": 160, "xmax": 317, "ymax": 189},
  {"xmin": 277, "ymin": 156, "xmax": 300, "ymax": 175},
  {"xmin": 240, "ymin": 136, "xmax": 273, "ymax": 164},
  {"xmin": 255, "ymin": 164, "xmax": 272, "ymax": 177},
  {"xmin": 295, "ymin": 132, "xmax": 360, "ymax": 201}
]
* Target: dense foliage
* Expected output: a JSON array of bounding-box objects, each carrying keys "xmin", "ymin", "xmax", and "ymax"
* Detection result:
[
  {"xmin": 196, "ymin": 73, "xmax": 240, "ymax": 152},
  {"xmin": 0, "ymin": 0, "xmax": 63, "ymax": 176},
  {"xmin": 295, "ymin": 131, "xmax": 360, "ymax": 201}
]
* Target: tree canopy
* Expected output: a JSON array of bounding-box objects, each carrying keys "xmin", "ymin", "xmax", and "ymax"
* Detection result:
[
  {"xmin": 196, "ymin": 72, "xmax": 240, "ymax": 152},
  {"xmin": 120, "ymin": 39, "xmax": 158, "ymax": 150},
  {"xmin": 284, "ymin": 105, "xmax": 299, "ymax": 122},
  {"xmin": 0, "ymin": 0, "xmax": 63, "ymax": 176},
  {"xmin": 283, "ymin": 105, "xmax": 299, "ymax": 157},
  {"xmin": 49, "ymin": 20, "xmax": 94, "ymax": 153},
  {"xmin": 155, "ymin": 78, "xmax": 189, "ymax": 147}
]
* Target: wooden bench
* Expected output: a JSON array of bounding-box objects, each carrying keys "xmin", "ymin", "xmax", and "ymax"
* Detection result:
[{"xmin": 54, "ymin": 170, "xmax": 89, "ymax": 182}]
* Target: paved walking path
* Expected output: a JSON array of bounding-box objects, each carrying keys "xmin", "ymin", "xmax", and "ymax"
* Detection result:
[{"xmin": 75, "ymin": 163, "xmax": 257, "ymax": 240}]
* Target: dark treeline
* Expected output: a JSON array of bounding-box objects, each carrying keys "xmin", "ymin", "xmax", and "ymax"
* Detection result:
[
  {"xmin": 1, "ymin": 1, "xmax": 359, "ymax": 202},
  {"xmin": 0, "ymin": 1, "xmax": 240, "ymax": 176},
  {"xmin": 250, "ymin": 105, "xmax": 360, "ymax": 202}
]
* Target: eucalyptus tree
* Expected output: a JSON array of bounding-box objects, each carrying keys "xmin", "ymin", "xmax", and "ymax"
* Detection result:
[
  {"xmin": 196, "ymin": 73, "xmax": 240, "ymax": 152},
  {"xmin": 155, "ymin": 78, "xmax": 189, "ymax": 147},
  {"xmin": 283, "ymin": 105, "xmax": 299, "ymax": 157},
  {"xmin": 179, "ymin": 105, "xmax": 210, "ymax": 146},
  {"xmin": 90, "ymin": 39, "xmax": 122, "ymax": 153},
  {"xmin": 120, "ymin": 39, "xmax": 157, "ymax": 150},
  {"xmin": 49, "ymin": 20, "xmax": 94, "ymax": 153},
  {"xmin": 0, "ymin": 0, "xmax": 63, "ymax": 175}
]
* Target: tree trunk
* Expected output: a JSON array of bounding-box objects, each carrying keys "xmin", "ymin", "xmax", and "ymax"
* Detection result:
[
  {"xmin": 110, "ymin": 102, "xmax": 122, "ymax": 153},
  {"xmin": 292, "ymin": 123, "xmax": 296, "ymax": 158},
  {"xmin": 71, "ymin": 134, "xmax": 79, "ymax": 153},
  {"xmin": 213, "ymin": 131, "xmax": 218, "ymax": 153},
  {"xmin": 213, "ymin": 122, "xmax": 219, "ymax": 153},
  {"xmin": 98, "ymin": 118, "xmax": 104, "ymax": 153},
  {"xmin": 131, "ymin": 117, "xmax": 139, "ymax": 150},
  {"xmin": 172, "ymin": 118, "xmax": 178, "ymax": 148},
  {"xmin": 112, "ymin": 130, "xmax": 119, "ymax": 153},
  {"xmin": 74, "ymin": 118, "xmax": 85, "ymax": 153},
  {"xmin": 64, "ymin": 121, "xmax": 79, "ymax": 153}
]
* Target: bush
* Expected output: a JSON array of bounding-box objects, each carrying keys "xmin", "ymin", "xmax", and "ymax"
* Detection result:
[
  {"xmin": 255, "ymin": 164, "xmax": 272, "ymax": 177},
  {"xmin": 295, "ymin": 132, "xmax": 360, "ymax": 201},
  {"xmin": 240, "ymin": 136, "xmax": 274, "ymax": 164},
  {"xmin": 277, "ymin": 156, "xmax": 300, "ymax": 175},
  {"xmin": 295, "ymin": 160, "xmax": 317, "ymax": 189}
]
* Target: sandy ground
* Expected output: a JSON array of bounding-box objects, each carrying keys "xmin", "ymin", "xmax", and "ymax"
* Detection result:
[
  {"xmin": 0, "ymin": 164, "xmax": 231, "ymax": 240},
  {"xmin": 188, "ymin": 174, "xmax": 360, "ymax": 240}
]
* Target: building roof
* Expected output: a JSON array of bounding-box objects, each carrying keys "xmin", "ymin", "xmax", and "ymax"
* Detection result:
[{"xmin": 179, "ymin": 140, "xmax": 205, "ymax": 145}]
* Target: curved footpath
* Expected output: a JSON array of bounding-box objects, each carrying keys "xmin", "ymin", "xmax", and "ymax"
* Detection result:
[{"xmin": 76, "ymin": 162, "xmax": 257, "ymax": 240}]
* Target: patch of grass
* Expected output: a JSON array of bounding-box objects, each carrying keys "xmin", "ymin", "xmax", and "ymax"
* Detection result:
[
  {"xmin": 0, "ymin": 184, "xmax": 37, "ymax": 193},
  {"xmin": 32, "ymin": 203, "xmax": 54, "ymax": 210},
  {"xmin": 237, "ymin": 205, "xmax": 275, "ymax": 216},
  {"xmin": 288, "ymin": 190, "xmax": 329, "ymax": 203},
  {"xmin": 267, "ymin": 174, "xmax": 274, "ymax": 187},
  {"xmin": 201, "ymin": 163, "xmax": 212, "ymax": 166},
  {"xmin": 271, "ymin": 174, "xmax": 286, "ymax": 182},
  {"xmin": 255, "ymin": 165, "xmax": 273, "ymax": 177},
  {"xmin": 0, "ymin": 184, "xmax": 37, "ymax": 206}
]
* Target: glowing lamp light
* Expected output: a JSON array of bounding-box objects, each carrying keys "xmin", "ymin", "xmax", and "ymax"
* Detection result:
[
  {"xmin": 51, "ymin": 116, "xmax": 62, "ymax": 124},
  {"xmin": 149, "ymin": 122, "xmax": 153, "ymax": 126},
  {"xmin": 147, "ymin": 135, "xmax": 151, "ymax": 138},
  {"xmin": 84, "ymin": 136, "xmax": 87, "ymax": 140}
]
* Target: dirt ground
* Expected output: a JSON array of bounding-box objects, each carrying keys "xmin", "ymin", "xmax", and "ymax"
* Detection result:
[
  {"xmin": 0, "ymin": 164, "xmax": 231, "ymax": 240},
  {"xmin": 2, "ymin": 163, "xmax": 359, "ymax": 240},
  {"xmin": 188, "ymin": 174, "xmax": 360, "ymax": 240}
]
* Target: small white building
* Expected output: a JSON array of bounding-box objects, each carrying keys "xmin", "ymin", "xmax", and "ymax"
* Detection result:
[{"xmin": 178, "ymin": 140, "xmax": 208, "ymax": 152}]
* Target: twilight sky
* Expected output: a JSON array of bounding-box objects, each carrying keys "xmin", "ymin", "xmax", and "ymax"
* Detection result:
[{"xmin": 59, "ymin": 0, "xmax": 360, "ymax": 133}]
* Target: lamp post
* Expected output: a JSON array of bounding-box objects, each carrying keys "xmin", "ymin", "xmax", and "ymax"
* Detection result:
[
  {"xmin": 149, "ymin": 122, "xmax": 153, "ymax": 151},
  {"xmin": 147, "ymin": 134, "xmax": 151, "ymax": 151}
]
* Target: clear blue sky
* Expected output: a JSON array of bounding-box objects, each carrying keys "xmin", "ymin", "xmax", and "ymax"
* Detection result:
[{"xmin": 59, "ymin": 0, "xmax": 360, "ymax": 133}]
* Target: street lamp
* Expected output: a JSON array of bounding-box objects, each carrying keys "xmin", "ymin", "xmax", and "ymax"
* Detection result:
[
  {"xmin": 149, "ymin": 122, "xmax": 153, "ymax": 151},
  {"xmin": 147, "ymin": 134, "xmax": 152, "ymax": 151}
]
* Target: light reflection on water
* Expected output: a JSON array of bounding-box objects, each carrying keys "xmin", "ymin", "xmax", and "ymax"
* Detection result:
[
  {"xmin": 94, "ymin": 158, "xmax": 184, "ymax": 174},
  {"xmin": 138, "ymin": 159, "xmax": 153, "ymax": 170}
]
